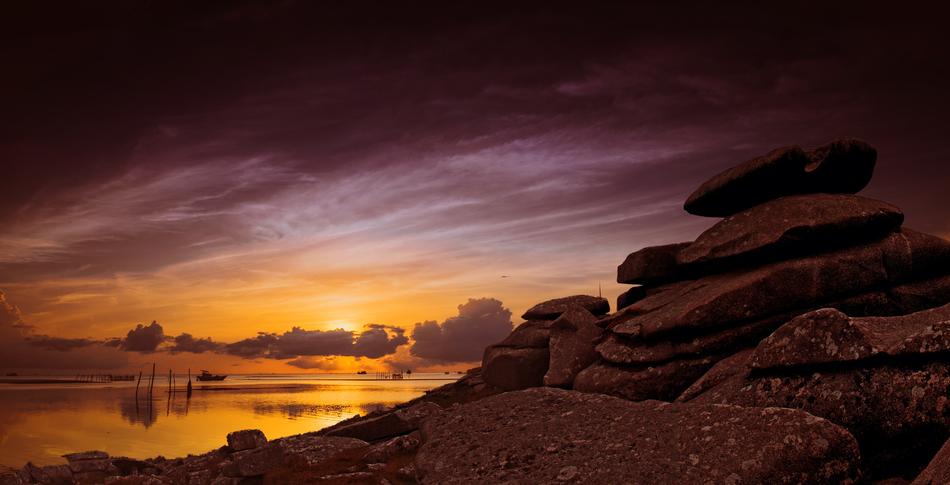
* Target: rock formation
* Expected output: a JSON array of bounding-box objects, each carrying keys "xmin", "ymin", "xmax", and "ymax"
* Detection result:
[{"xmin": 8, "ymin": 138, "xmax": 949, "ymax": 484}]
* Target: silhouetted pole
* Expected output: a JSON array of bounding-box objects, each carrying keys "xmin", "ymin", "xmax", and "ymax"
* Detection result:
[
  {"xmin": 187, "ymin": 368, "xmax": 192, "ymax": 398},
  {"xmin": 148, "ymin": 363, "xmax": 156, "ymax": 396},
  {"xmin": 168, "ymin": 369, "xmax": 172, "ymax": 395},
  {"xmin": 135, "ymin": 371, "xmax": 142, "ymax": 400}
]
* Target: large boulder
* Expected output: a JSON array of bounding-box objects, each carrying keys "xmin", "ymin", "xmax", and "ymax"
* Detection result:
[
  {"xmin": 415, "ymin": 387, "xmax": 861, "ymax": 484},
  {"xmin": 543, "ymin": 307, "xmax": 603, "ymax": 388},
  {"xmin": 481, "ymin": 346, "xmax": 549, "ymax": 391},
  {"xmin": 611, "ymin": 230, "xmax": 950, "ymax": 339},
  {"xmin": 688, "ymin": 361, "xmax": 950, "ymax": 478},
  {"xmin": 572, "ymin": 355, "xmax": 720, "ymax": 402},
  {"xmin": 751, "ymin": 303, "xmax": 950, "ymax": 370},
  {"xmin": 678, "ymin": 194, "xmax": 903, "ymax": 268},
  {"xmin": 521, "ymin": 295, "xmax": 609, "ymax": 320},
  {"xmin": 684, "ymin": 138, "xmax": 876, "ymax": 217},
  {"xmin": 617, "ymin": 242, "xmax": 690, "ymax": 285}
]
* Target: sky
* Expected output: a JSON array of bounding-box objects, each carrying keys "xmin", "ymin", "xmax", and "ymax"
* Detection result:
[{"xmin": 1, "ymin": 1, "xmax": 949, "ymax": 373}]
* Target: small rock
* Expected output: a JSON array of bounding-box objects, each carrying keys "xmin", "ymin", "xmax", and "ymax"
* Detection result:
[
  {"xmin": 226, "ymin": 429, "xmax": 267, "ymax": 451},
  {"xmin": 63, "ymin": 451, "xmax": 109, "ymax": 462},
  {"xmin": 556, "ymin": 465, "xmax": 578, "ymax": 481}
]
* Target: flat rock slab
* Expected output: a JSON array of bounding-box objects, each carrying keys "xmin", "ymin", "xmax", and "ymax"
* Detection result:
[
  {"xmin": 612, "ymin": 230, "xmax": 950, "ymax": 339},
  {"xmin": 751, "ymin": 303, "xmax": 950, "ymax": 370},
  {"xmin": 497, "ymin": 320, "xmax": 552, "ymax": 348},
  {"xmin": 481, "ymin": 345, "xmax": 549, "ymax": 391},
  {"xmin": 324, "ymin": 402, "xmax": 441, "ymax": 442},
  {"xmin": 521, "ymin": 295, "xmax": 610, "ymax": 320},
  {"xmin": 678, "ymin": 194, "xmax": 903, "ymax": 268},
  {"xmin": 690, "ymin": 361, "xmax": 950, "ymax": 478},
  {"xmin": 416, "ymin": 387, "xmax": 860, "ymax": 485},
  {"xmin": 597, "ymin": 315, "xmax": 780, "ymax": 365},
  {"xmin": 616, "ymin": 285, "xmax": 647, "ymax": 310},
  {"xmin": 616, "ymin": 242, "xmax": 690, "ymax": 285},
  {"xmin": 543, "ymin": 307, "xmax": 603, "ymax": 388},
  {"xmin": 572, "ymin": 355, "xmax": 720, "ymax": 402},
  {"xmin": 684, "ymin": 138, "xmax": 876, "ymax": 217}
]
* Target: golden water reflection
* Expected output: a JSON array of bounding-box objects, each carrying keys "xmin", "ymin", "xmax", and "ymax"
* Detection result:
[{"xmin": 0, "ymin": 374, "xmax": 455, "ymax": 468}]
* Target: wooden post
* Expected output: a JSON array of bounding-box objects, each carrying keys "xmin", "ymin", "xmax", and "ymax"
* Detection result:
[
  {"xmin": 168, "ymin": 369, "xmax": 172, "ymax": 395},
  {"xmin": 187, "ymin": 368, "xmax": 192, "ymax": 398},
  {"xmin": 135, "ymin": 371, "xmax": 142, "ymax": 400},
  {"xmin": 148, "ymin": 363, "xmax": 156, "ymax": 396}
]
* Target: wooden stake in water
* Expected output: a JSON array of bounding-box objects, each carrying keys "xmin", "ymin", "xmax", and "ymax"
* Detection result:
[
  {"xmin": 148, "ymin": 363, "xmax": 156, "ymax": 396},
  {"xmin": 187, "ymin": 368, "xmax": 192, "ymax": 398},
  {"xmin": 135, "ymin": 371, "xmax": 142, "ymax": 400}
]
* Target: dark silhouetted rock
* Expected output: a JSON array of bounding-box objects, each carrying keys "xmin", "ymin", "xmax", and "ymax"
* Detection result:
[
  {"xmin": 275, "ymin": 434, "xmax": 368, "ymax": 467},
  {"xmin": 19, "ymin": 463, "xmax": 72, "ymax": 485},
  {"xmin": 676, "ymin": 348, "xmax": 754, "ymax": 402},
  {"xmin": 913, "ymin": 437, "xmax": 950, "ymax": 485},
  {"xmin": 221, "ymin": 442, "xmax": 285, "ymax": 477},
  {"xmin": 226, "ymin": 429, "xmax": 267, "ymax": 451},
  {"xmin": 521, "ymin": 295, "xmax": 609, "ymax": 320},
  {"xmin": 678, "ymin": 194, "xmax": 903, "ymax": 268},
  {"xmin": 690, "ymin": 361, "xmax": 950, "ymax": 477},
  {"xmin": 751, "ymin": 303, "xmax": 950, "ymax": 370},
  {"xmin": 416, "ymin": 387, "xmax": 860, "ymax": 484},
  {"xmin": 684, "ymin": 138, "xmax": 876, "ymax": 217},
  {"xmin": 324, "ymin": 401, "xmax": 442, "ymax": 442},
  {"xmin": 890, "ymin": 274, "xmax": 950, "ymax": 312},
  {"xmin": 616, "ymin": 285, "xmax": 647, "ymax": 310},
  {"xmin": 543, "ymin": 307, "xmax": 603, "ymax": 388},
  {"xmin": 612, "ymin": 230, "xmax": 950, "ymax": 339},
  {"xmin": 363, "ymin": 431, "xmax": 421, "ymax": 464},
  {"xmin": 617, "ymin": 242, "xmax": 690, "ymax": 285},
  {"xmin": 572, "ymin": 355, "xmax": 719, "ymax": 401},
  {"xmin": 481, "ymin": 346, "xmax": 549, "ymax": 391},
  {"xmin": 497, "ymin": 320, "xmax": 551, "ymax": 348}
]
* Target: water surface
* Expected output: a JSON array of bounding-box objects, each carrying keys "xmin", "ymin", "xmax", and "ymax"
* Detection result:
[{"xmin": 0, "ymin": 373, "xmax": 458, "ymax": 468}]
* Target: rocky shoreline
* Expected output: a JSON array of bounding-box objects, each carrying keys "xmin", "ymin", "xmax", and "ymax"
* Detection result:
[{"xmin": 4, "ymin": 138, "xmax": 950, "ymax": 484}]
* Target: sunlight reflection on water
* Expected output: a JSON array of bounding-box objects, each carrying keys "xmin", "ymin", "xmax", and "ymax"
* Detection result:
[{"xmin": 0, "ymin": 373, "xmax": 457, "ymax": 467}]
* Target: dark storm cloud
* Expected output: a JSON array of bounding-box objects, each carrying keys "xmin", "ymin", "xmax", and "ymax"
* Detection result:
[
  {"xmin": 169, "ymin": 333, "xmax": 223, "ymax": 354},
  {"xmin": 410, "ymin": 298, "xmax": 513, "ymax": 363},
  {"xmin": 224, "ymin": 325, "xmax": 408, "ymax": 360},
  {"xmin": 1, "ymin": 1, "xmax": 949, "ymax": 345},
  {"xmin": 121, "ymin": 321, "xmax": 165, "ymax": 352}
]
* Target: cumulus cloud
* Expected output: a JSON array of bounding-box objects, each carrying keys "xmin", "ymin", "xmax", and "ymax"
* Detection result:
[
  {"xmin": 285, "ymin": 356, "xmax": 342, "ymax": 370},
  {"xmin": 169, "ymin": 333, "xmax": 223, "ymax": 354},
  {"xmin": 120, "ymin": 321, "xmax": 165, "ymax": 352},
  {"xmin": 410, "ymin": 298, "xmax": 513, "ymax": 363},
  {"xmin": 224, "ymin": 325, "xmax": 408, "ymax": 360}
]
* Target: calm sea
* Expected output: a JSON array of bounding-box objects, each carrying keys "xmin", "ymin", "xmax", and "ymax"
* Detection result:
[{"xmin": 0, "ymin": 373, "xmax": 458, "ymax": 468}]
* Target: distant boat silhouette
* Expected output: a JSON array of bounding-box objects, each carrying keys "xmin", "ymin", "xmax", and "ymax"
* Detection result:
[
  {"xmin": 356, "ymin": 370, "xmax": 367, "ymax": 375},
  {"xmin": 196, "ymin": 370, "xmax": 227, "ymax": 381}
]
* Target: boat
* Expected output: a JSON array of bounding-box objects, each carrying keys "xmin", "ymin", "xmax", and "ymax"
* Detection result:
[
  {"xmin": 196, "ymin": 370, "xmax": 227, "ymax": 381},
  {"xmin": 356, "ymin": 370, "xmax": 367, "ymax": 375}
]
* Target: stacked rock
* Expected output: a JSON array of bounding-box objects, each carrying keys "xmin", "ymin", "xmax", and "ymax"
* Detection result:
[
  {"xmin": 480, "ymin": 137, "xmax": 950, "ymax": 480},
  {"xmin": 482, "ymin": 295, "xmax": 608, "ymax": 391},
  {"xmin": 575, "ymin": 138, "xmax": 950, "ymax": 403}
]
